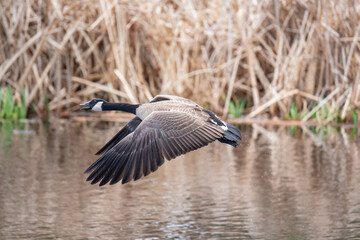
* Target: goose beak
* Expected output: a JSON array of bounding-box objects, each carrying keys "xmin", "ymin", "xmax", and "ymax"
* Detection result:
[{"xmin": 80, "ymin": 101, "xmax": 91, "ymax": 110}]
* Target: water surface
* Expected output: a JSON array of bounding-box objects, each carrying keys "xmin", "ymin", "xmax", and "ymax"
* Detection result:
[{"xmin": 0, "ymin": 121, "xmax": 359, "ymax": 239}]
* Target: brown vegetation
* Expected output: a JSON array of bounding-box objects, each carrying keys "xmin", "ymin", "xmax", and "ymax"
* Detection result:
[{"xmin": 0, "ymin": 0, "xmax": 359, "ymax": 122}]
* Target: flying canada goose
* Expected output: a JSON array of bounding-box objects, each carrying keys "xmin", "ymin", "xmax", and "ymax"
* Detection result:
[{"xmin": 80, "ymin": 95, "xmax": 242, "ymax": 186}]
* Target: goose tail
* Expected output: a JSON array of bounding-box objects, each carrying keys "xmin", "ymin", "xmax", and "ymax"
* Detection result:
[{"xmin": 218, "ymin": 123, "xmax": 242, "ymax": 147}]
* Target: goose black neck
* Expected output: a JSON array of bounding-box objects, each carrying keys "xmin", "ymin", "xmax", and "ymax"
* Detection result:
[{"xmin": 102, "ymin": 102, "xmax": 139, "ymax": 114}]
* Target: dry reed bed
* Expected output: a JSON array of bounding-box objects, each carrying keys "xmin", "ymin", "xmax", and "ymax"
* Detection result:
[{"xmin": 0, "ymin": 0, "xmax": 359, "ymax": 122}]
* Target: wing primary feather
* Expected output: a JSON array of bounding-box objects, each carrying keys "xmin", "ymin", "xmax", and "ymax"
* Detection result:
[
  {"xmin": 95, "ymin": 129, "xmax": 128, "ymax": 155},
  {"xmin": 167, "ymin": 139, "xmax": 181, "ymax": 156},
  {"xmin": 142, "ymin": 145, "xmax": 151, "ymax": 176},
  {"xmin": 84, "ymin": 154, "xmax": 106, "ymax": 174},
  {"xmin": 186, "ymin": 134, "xmax": 202, "ymax": 147},
  {"xmin": 148, "ymin": 139, "xmax": 158, "ymax": 172},
  {"xmin": 122, "ymin": 151, "xmax": 137, "ymax": 184},
  {"xmin": 194, "ymin": 128, "xmax": 211, "ymax": 142},
  {"xmin": 172, "ymin": 137, "xmax": 188, "ymax": 153},
  {"xmin": 141, "ymin": 134, "xmax": 152, "ymax": 176},
  {"xmin": 158, "ymin": 130, "xmax": 177, "ymax": 159},
  {"xmin": 133, "ymin": 143, "xmax": 145, "ymax": 181},
  {"xmin": 89, "ymin": 152, "xmax": 117, "ymax": 184},
  {"xmin": 193, "ymin": 130, "xmax": 210, "ymax": 145},
  {"xmin": 153, "ymin": 138, "xmax": 165, "ymax": 166},
  {"xmin": 91, "ymin": 161, "xmax": 115, "ymax": 185},
  {"xmin": 159, "ymin": 137, "xmax": 173, "ymax": 159},
  {"xmin": 95, "ymin": 117, "xmax": 142, "ymax": 155},
  {"xmin": 178, "ymin": 135, "xmax": 195, "ymax": 151},
  {"xmin": 99, "ymin": 151, "xmax": 123, "ymax": 186},
  {"xmin": 167, "ymin": 131, "xmax": 184, "ymax": 155},
  {"xmin": 200, "ymin": 127, "xmax": 221, "ymax": 142},
  {"xmin": 180, "ymin": 135, "xmax": 196, "ymax": 150},
  {"xmin": 109, "ymin": 145, "xmax": 132, "ymax": 185},
  {"xmin": 109, "ymin": 154, "xmax": 128, "ymax": 185},
  {"xmin": 133, "ymin": 133, "xmax": 149, "ymax": 180},
  {"xmin": 171, "ymin": 138, "xmax": 186, "ymax": 154},
  {"xmin": 86, "ymin": 153, "xmax": 112, "ymax": 181}
]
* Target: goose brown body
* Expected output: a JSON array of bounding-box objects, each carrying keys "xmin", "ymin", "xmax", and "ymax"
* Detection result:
[{"xmin": 82, "ymin": 95, "xmax": 242, "ymax": 186}]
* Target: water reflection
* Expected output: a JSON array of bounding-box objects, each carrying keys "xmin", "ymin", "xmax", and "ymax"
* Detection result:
[{"xmin": 0, "ymin": 121, "xmax": 359, "ymax": 239}]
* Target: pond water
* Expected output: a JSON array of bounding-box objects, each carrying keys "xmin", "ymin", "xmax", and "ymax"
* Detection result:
[{"xmin": 0, "ymin": 120, "xmax": 360, "ymax": 239}]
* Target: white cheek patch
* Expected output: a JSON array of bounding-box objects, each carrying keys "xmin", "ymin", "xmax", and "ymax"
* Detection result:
[{"xmin": 92, "ymin": 102, "xmax": 103, "ymax": 111}]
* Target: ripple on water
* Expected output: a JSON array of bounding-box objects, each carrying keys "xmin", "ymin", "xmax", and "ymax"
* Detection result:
[{"xmin": 0, "ymin": 122, "xmax": 359, "ymax": 239}]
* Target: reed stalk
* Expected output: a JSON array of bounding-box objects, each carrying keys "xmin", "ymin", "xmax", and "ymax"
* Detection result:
[{"xmin": 0, "ymin": 0, "xmax": 359, "ymax": 123}]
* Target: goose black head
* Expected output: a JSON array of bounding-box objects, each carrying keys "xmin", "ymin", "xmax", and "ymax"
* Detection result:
[{"xmin": 80, "ymin": 98, "xmax": 107, "ymax": 111}]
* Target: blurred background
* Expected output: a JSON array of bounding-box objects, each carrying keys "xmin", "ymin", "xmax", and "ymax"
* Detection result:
[
  {"xmin": 1, "ymin": 0, "xmax": 360, "ymax": 239},
  {"xmin": 0, "ymin": 0, "xmax": 359, "ymax": 123}
]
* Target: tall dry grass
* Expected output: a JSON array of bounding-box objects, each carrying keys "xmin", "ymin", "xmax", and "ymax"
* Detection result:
[{"xmin": 0, "ymin": 0, "xmax": 359, "ymax": 121}]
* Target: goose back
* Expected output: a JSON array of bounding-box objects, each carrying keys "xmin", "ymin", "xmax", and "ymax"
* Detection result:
[{"xmin": 136, "ymin": 97, "xmax": 205, "ymax": 121}]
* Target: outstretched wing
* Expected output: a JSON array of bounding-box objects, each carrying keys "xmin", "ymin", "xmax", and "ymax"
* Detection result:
[
  {"xmin": 95, "ymin": 117, "xmax": 142, "ymax": 155},
  {"xmin": 85, "ymin": 111, "xmax": 224, "ymax": 186}
]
